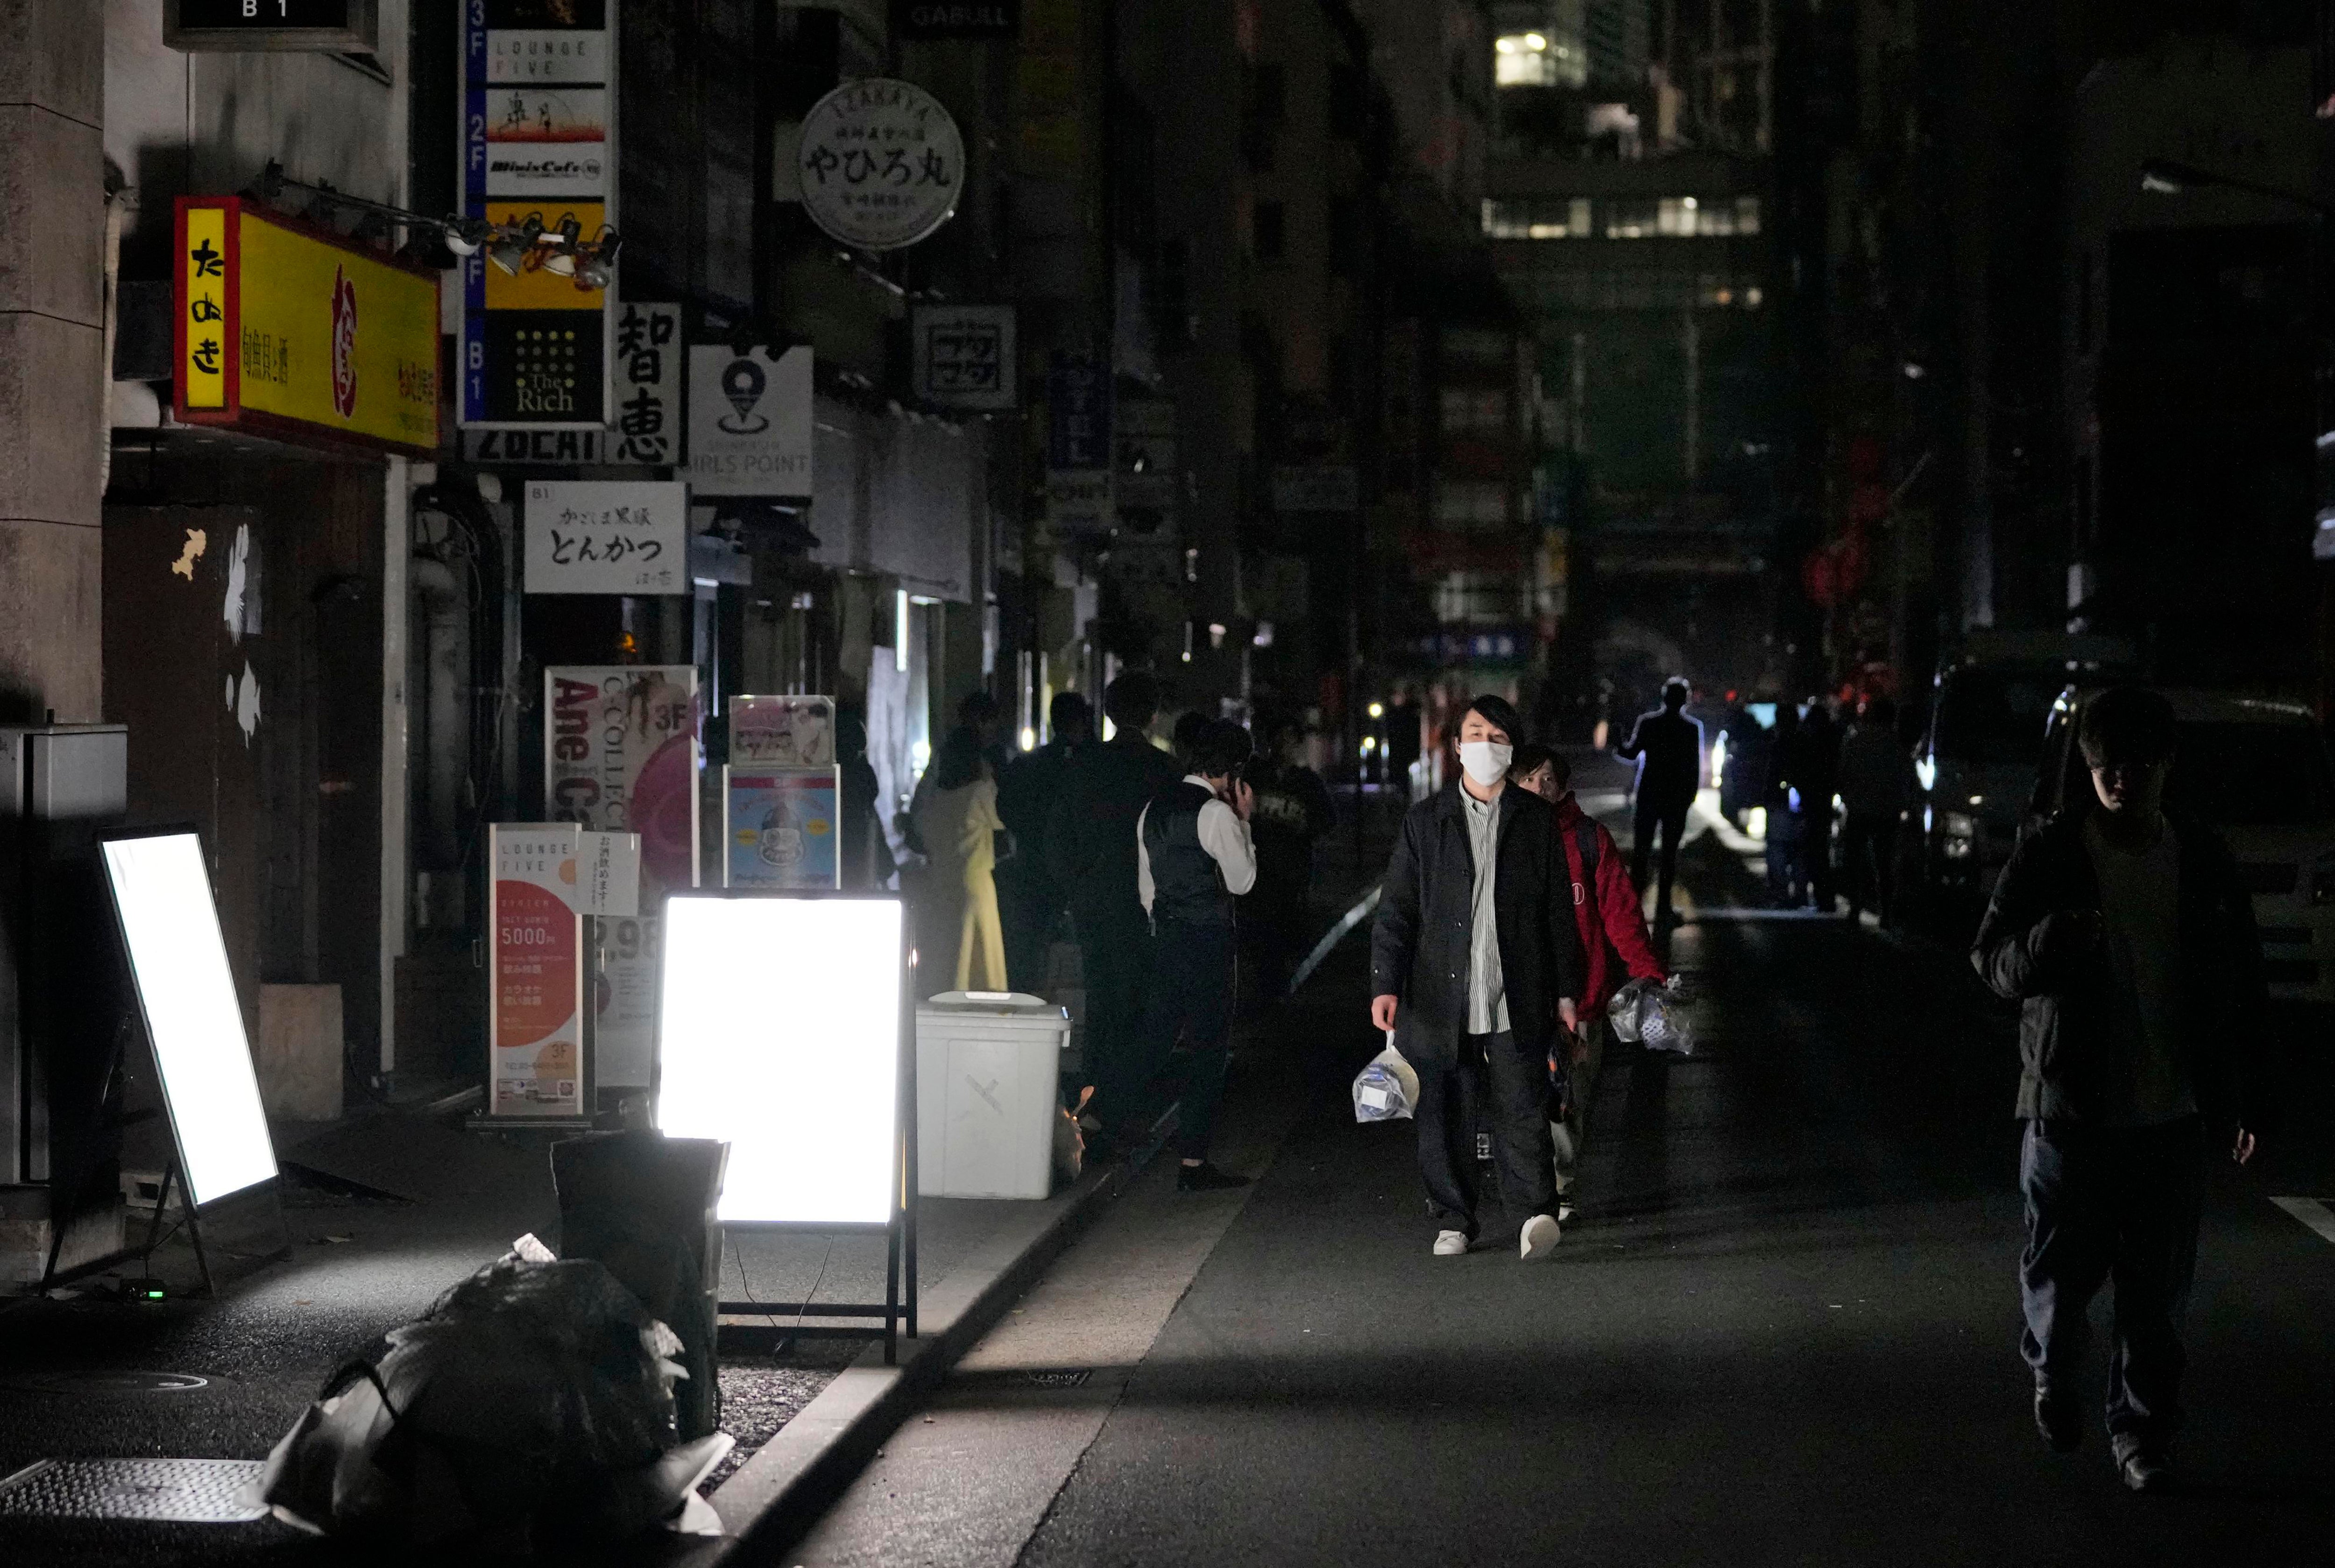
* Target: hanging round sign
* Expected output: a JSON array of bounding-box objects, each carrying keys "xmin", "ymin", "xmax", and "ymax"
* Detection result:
[{"xmin": 797, "ymin": 78, "xmax": 965, "ymax": 252}]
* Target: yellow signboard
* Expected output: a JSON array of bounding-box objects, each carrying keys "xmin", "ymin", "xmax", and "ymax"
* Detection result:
[{"xmin": 173, "ymin": 197, "xmax": 441, "ymax": 457}]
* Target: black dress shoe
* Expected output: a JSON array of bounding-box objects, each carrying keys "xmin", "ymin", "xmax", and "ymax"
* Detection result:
[
  {"xmin": 2113, "ymin": 1437, "xmax": 2173, "ymax": 1494},
  {"xmin": 2034, "ymin": 1387, "xmax": 2082, "ymax": 1453},
  {"xmin": 1175, "ymin": 1161, "xmax": 1250, "ymax": 1192}
]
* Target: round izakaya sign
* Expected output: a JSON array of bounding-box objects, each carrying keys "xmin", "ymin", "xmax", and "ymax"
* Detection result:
[{"xmin": 798, "ymin": 78, "xmax": 965, "ymax": 251}]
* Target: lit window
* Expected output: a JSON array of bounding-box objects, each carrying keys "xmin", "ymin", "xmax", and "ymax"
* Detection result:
[
  {"xmin": 1481, "ymin": 197, "xmax": 1593, "ymax": 240},
  {"xmin": 1494, "ymin": 32, "xmax": 1557, "ymax": 87}
]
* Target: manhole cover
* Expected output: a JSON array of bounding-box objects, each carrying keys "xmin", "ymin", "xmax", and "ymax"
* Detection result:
[
  {"xmin": 0, "ymin": 1458, "xmax": 269, "ymax": 1523},
  {"xmin": 0, "ymin": 1370, "xmax": 212, "ymax": 1394}
]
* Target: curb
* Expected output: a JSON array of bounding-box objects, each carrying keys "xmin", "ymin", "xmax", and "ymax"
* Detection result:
[{"xmin": 701, "ymin": 1115, "xmax": 1173, "ymax": 1562}]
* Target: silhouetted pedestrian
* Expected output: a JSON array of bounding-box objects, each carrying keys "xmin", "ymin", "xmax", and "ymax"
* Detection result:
[
  {"xmin": 1046, "ymin": 673, "xmax": 1183, "ymax": 1144},
  {"xmin": 1785, "ymin": 695, "xmax": 1842, "ymax": 911},
  {"xmin": 1971, "ymin": 687, "xmax": 2267, "ymax": 1494},
  {"xmin": 1836, "ymin": 694, "xmax": 1914, "ymax": 926},
  {"xmin": 1614, "ymin": 678, "xmax": 1702, "ymax": 922},
  {"xmin": 1242, "ymin": 721, "xmax": 1336, "ymax": 1003},
  {"xmin": 997, "ymin": 692, "xmax": 1092, "ymax": 991}
]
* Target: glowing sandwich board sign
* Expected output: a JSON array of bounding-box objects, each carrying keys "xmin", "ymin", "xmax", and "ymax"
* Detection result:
[
  {"xmin": 99, "ymin": 831, "xmax": 278, "ymax": 1208},
  {"xmin": 655, "ymin": 895, "xmax": 904, "ymax": 1225}
]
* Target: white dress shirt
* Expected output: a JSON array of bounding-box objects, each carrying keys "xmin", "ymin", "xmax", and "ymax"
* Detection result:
[{"xmin": 1136, "ymin": 775, "xmax": 1259, "ymax": 915}]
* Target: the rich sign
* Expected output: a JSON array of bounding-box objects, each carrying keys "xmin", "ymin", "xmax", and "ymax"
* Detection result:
[
  {"xmin": 172, "ymin": 198, "xmax": 440, "ymax": 457},
  {"xmin": 687, "ymin": 345, "xmax": 813, "ymax": 495},
  {"xmin": 488, "ymin": 824, "xmax": 587, "ymax": 1119},
  {"xmin": 797, "ymin": 78, "xmax": 965, "ymax": 251},
  {"xmin": 910, "ymin": 304, "xmax": 1016, "ymax": 411},
  {"xmin": 523, "ymin": 480, "xmax": 687, "ymax": 595},
  {"xmin": 459, "ymin": 0, "xmax": 616, "ymax": 429}
]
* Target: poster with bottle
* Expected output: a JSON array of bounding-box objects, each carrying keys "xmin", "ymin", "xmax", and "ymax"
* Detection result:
[
  {"xmin": 545, "ymin": 666, "xmax": 700, "ymax": 1089},
  {"xmin": 488, "ymin": 824, "xmax": 587, "ymax": 1119},
  {"xmin": 724, "ymin": 768, "xmax": 842, "ymax": 890},
  {"xmin": 728, "ymin": 694, "xmax": 836, "ymax": 766}
]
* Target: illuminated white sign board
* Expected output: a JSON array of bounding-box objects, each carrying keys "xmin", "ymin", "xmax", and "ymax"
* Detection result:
[
  {"xmin": 100, "ymin": 832, "xmax": 278, "ymax": 1208},
  {"xmin": 655, "ymin": 896, "xmax": 904, "ymax": 1225}
]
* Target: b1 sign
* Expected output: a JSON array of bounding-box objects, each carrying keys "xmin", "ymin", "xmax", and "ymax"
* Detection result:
[{"xmin": 525, "ymin": 480, "xmax": 687, "ymax": 594}]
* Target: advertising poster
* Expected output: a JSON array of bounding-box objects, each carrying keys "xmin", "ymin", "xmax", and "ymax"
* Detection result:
[
  {"xmin": 459, "ymin": 0, "xmax": 616, "ymax": 429},
  {"xmin": 728, "ymin": 694, "xmax": 836, "ymax": 766},
  {"xmin": 489, "ymin": 824, "xmax": 586, "ymax": 1118},
  {"xmin": 725, "ymin": 769, "xmax": 842, "ymax": 890},
  {"xmin": 545, "ymin": 665, "xmax": 700, "ymax": 1088}
]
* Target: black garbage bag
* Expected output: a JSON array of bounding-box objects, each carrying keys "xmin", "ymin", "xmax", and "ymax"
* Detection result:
[{"xmin": 258, "ymin": 1251, "xmax": 729, "ymax": 1550}]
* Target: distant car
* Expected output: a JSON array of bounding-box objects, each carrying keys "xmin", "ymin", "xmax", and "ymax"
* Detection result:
[
  {"xmin": 1918, "ymin": 664, "xmax": 2067, "ymax": 892},
  {"xmin": 2026, "ymin": 687, "xmax": 2335, "ymax": 1006}
]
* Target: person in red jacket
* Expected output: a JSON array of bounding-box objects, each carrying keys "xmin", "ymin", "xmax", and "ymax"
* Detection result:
[{"xmin": 1514, "ymin": 745, "xmax": 1667, "ymax": 1202}]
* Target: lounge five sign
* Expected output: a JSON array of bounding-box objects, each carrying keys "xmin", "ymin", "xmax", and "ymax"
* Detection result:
[{"xmin": 172, "ymin": 197, "xmax": 440, "ymax": 457}]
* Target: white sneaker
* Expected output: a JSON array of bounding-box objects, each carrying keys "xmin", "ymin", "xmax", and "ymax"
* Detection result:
[
  {"xmin": 1520, "ymin": 1213, "xmax": 1561, "ymax": 1261},
  {"xmin": 1557, "ymin": 1202, "xmax": 1575, "ymax": 1225},
  {"xmin": 1432, "ymin": 1229, "xmax": 1469, "ymax": 1257}
]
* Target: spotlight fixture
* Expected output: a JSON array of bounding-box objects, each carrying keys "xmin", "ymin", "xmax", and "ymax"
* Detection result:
[
  {"xmin": 541, "ymin": 213, "xmax": 587, "ymax": 276},
  {"xmin": 444, "ymin": 216, "xmax": 493, "ymax": 258},
  {"xmin": 487, "ymin": 212, "xmax": 546, "ymax": 276}
]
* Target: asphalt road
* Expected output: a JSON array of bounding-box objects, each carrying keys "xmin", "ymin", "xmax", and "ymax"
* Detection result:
[{"xmin": 792, "ymin": 784, "xmax": 2335, "ymax": 1567}]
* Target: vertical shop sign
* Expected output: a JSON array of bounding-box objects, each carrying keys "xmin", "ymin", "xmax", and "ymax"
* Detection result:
[
  {"xmin": 723, "ymin": 770, "xmax": 842, "ymax": 890},
  {"xmin": 460, "ymin": 0, "xmax": 616, "ymax": 429},
  {"xmin": 611, "ymin": 301, "xmax": 680, "ymax": 464},
  {"xmin": 545, "ymin": 664, "xmax": 699, "ymax": 1088},
  {"xmin": 1046, "ymin": 350, "xmax": 1112, "ymax": 533},
  {"xmin": 489, "ymin": 824, "xmax": 587, "ymax": 1118}
]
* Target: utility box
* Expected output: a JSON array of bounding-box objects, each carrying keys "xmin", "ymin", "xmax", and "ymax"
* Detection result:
[{"xmin": 914, "ymin": 991, "xmax": 1070, "ymax": 1200}]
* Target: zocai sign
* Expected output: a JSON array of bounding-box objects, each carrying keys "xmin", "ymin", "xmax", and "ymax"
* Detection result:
[
  {"xmin": 798, "ymin": 79, "xmax": 965, "ymax": 251},
  {"xmin": 173, "ymin": 197, "xmax": 440, "ymax": 457},
  {"xmin": 891, "ymin": 0, "xmax": 1018, "ymax": 37}
]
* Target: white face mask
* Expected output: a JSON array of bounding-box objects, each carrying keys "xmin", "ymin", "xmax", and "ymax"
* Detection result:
[{"xmin": 1458, "ymin": 740, "xmax": 1512, "ymax": 787}]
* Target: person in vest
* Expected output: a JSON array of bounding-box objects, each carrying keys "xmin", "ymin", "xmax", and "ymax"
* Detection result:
[
  {"xmin": 1369, "ymin": 696, "xmax": 1580, "ymax": 1260},
  {"xmin": 1514, "ymin": 745, "xmax": 1666, "ymax": 1208},
  {"xmin": 1132, "ymin": 718, "xmax": 1259, "ymax": 1192}
]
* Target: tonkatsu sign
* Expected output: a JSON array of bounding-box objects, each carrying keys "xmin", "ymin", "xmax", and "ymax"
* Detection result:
[{"xmin": 173, "ymin": 197, "xmax": 441, "ymax": 457}]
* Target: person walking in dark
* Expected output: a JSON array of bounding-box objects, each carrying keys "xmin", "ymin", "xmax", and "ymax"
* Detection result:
[
  {"xmin": 1046, "ymin": 672, "xmax": 1183, "ymax": 1146},
  {"xmin": 1971, "ymin": 687, "xmax": 2266, "ymax": 1494},
  {"xmin": 1613, "ymin": 678, "xmax": 1702, "ymax": 922},
  {"xmin": 1131, "ymin": 719, "xmax": 1259, "ymax": 1191},
  {"xmin": 835, "ymin": 710, "xmax": 896, "ymax": 891},
  {"xmin": 1764, "ymin": 701, "xmax": 1804, "ymax": 904},
  {"xmin": 1241, "ymin": 721, "xmax": 1336, "ymax": 1006},
  {"xmin": 997, "ymin": 692, "xmax": 1092, "ymax": 991},
  {"xmin": 1786, "ymin": 695, "xmax": 1843, "ymax": 911},
  {"xmin": 1369, "ymin": 695, "xmax": 1580, "ymax": 1261},
  {"xmin": 1836, "ymin": 694, "xmax": 1914, "ymax": 927}
]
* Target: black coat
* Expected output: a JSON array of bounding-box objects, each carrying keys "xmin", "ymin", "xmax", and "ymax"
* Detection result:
[
  {"xmin": 1370, "ymin": 783, "xmax": 1582, "ymax": 1069},
  {"xmin": 1043, "ymin": 735, "xmax": 1184, "ymax": 921},
  {"xmin": 1618, "ymin": 708, "xmax": 1703, "ymax": 808},
  {"xmin": 1970, "ymin": 810, "xmax": 2268, "ymax": 1129}
]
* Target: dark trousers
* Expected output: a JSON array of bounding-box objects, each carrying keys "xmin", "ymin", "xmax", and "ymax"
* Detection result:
[
  {"xmin": 1632, "ymin": 797, "xmax": 1691, "ymax": 917},
  {"xmin": 2019, "ymin": 1116, "xmax": 2205, "ymax": 1441},
  {"xmin": 1415, "ymin": 1030, "xmax": 1559, "ymax": 1239},
  {"xmin": 1075, "ymin": 905, "xmax": 1154, "ymax": 1129},
  {"xmin": 1129, "ymin": 918, "xmax": 1237, "ymax": 1158},
  {"xmin": 998, "ymin": 868, "xmax": 1061, "ymax": 994},
  {"xmin": 1839, "ymin": 811, "xmax": 1897, "ymax": 923}
]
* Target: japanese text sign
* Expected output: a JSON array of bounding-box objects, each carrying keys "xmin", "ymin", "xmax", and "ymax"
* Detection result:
[
  {"xmin": 798, "ymin": 78, "xmax": 965, "ymax": 251},
  {"xmin": 911, "ymin": 304, "xmax": 1016, "ymax": 410},
  {"xmin": 524, "ymin": 480, "xmax": 687, "ymax": 594},
  {"xmin": 611, "ymin": 301, "xmax": 682, "ymax": 465}
]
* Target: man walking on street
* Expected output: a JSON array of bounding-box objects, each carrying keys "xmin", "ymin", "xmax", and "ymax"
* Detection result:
[
  {"xmin": 1370, "ymin": 696, "xmax": 1580, "ymax": 1261},
  {"xmin": 1972, "ymin": 687, "xmax": 2266, "ymax": 1494},
  {"xmin": 1614, "ymin": 678, "xmax": 1702, "ymax": 923},
  {"xmin": 1514, "ymin": 746, "xmax": 1665, "ymax": 1207},
  {"xmin": 1047, "ymin": 673, "xmax": 1183, "ymax": 1147},
  {"xmin": 1836, "ymin": 694, "xmax": 1914, "ymax": 927},
  {"xmin": 997, "ymin": 691, "xmax": 1092, "ymax": 991},
  {"xmin": 1133, "ymin": 719, "xmax": 1259, "ymax": 1191}
]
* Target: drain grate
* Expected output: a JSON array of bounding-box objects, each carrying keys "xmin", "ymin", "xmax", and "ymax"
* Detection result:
[
  {"xmin": 0, "ymin": 1458, "xmax": 269, "ymax": 1523},
  {"xmin": 1022, "ymin": 1369, "xmax": 1092, "ymax": 1388}
]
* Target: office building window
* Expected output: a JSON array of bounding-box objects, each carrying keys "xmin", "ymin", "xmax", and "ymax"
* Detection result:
[{"xmin": 1482, "ymin": 197, "xmax": 1594, "ymax": 240}]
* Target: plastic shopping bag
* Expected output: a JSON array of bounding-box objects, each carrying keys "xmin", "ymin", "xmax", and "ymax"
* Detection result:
[
  {"xmin": 1352, "ymin": 1035, "xmax": 1420, "ymax": 1122},
  {"xmin": 1611, "ymin": 976, "xmax": 1695, "ymax": 1055}
]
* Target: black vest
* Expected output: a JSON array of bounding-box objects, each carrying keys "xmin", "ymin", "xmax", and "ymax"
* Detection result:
[{"xmin": 1143, "ymin": 781, "xmax": 1232, "ymax": 927}]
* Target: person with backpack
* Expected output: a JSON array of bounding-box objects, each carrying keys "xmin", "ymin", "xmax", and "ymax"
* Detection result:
[{"xmin": 1514, "ymin": 745, "xmax": 1666, "ymax": 1203}]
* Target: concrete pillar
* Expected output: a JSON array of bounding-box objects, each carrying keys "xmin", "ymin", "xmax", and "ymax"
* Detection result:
[{"xmin": 0, "ymin": 1, "xmax": 105, "ymax": 722}]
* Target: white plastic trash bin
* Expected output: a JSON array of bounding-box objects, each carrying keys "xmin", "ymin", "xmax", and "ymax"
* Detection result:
[{"xmin": 915, "ymin": 990, "xmax": 1073, "ymax": 1199}]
